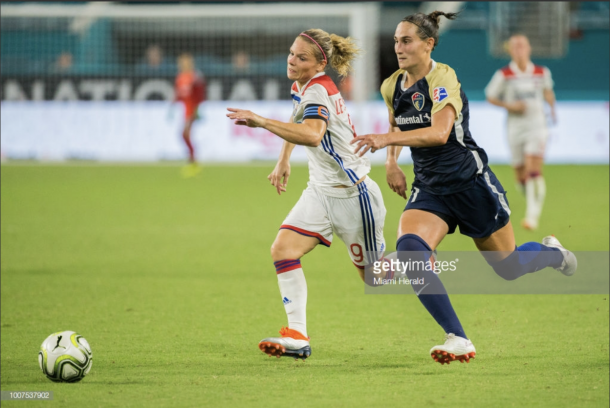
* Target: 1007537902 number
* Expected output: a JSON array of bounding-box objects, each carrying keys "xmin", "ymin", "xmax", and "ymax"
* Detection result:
[{"xmin": 1, "ymin": 391, "xmax": 53, "ymax": 400}]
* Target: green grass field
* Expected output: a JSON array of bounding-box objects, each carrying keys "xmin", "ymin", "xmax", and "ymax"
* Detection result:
[{"xmin": 1, "ymin": 163, "xmax": 608, "ymax": 408}]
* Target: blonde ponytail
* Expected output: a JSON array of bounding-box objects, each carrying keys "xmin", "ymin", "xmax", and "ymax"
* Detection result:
[{"xmin": 329, "ymin": 34, "xmax": 361, "ymax": 77}]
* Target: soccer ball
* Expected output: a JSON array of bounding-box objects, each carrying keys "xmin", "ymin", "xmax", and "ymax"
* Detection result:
[{"xmin": 38, "ymin": 331, "xmax": 93, "ymax": 382}]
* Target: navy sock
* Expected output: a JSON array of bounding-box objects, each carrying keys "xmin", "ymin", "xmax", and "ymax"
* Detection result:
[
  {"xmin": 489, "ymin": 242, "xmax": 563, "ymax": 281},
  {"xmin": 396, "ymin": 234, "xmax": 467, "ymax": 339}
]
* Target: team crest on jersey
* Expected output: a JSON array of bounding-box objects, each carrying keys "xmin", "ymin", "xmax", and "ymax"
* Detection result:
[
  {"xmin": 433, "ymin": 87, "xmax": 448, "ymax": 102},
  {"xmin": 411, "ymin": 92, "xmax": 425, "ymax": 111}
]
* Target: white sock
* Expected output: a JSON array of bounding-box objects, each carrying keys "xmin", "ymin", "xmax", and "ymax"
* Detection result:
[
  {"xmin": 525, "ymin": 177, "xmax": 537, "ymax": 225},
  {"xmin": 525, "ymin": 176, "xmax": 545, "ymax": 226},
  {"xmin": 535, "ymin": 176, "xmax": 546, "ymax": 217},
  {"xmin": 275, "ymin": 260, "xmax": 307, "ymax": 337}
]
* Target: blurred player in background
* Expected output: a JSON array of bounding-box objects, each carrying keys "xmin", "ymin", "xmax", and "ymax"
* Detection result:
[
  {"xmin": 227, "ymin": 29, "xmax": 387, "ymax": 360},
  {"xmin": 174, "ymin": 53, "xmax": 206, "ymax": 177},
  {"xmin": 352, "ymin": 12, "xmax": 575, "ymax": 365},
  {"xmin": 485, "ymin": 34, "xmax": 556, "ymax": 230}
]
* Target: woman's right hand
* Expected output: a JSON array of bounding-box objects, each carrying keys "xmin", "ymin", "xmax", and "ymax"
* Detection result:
[
  {"xmin": 268, "ymin": 161, "xmax": 291, "ymax": 195},
  {"xmin": 386, "ymin": 163, "xmax": 408, "ymax": 199}
]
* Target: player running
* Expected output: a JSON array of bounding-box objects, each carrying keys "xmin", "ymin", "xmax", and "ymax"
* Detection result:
[
  {"xmin": 351, "ymin": 12, "xmax": 576, "ymax": 365},
  {"xmin": 174, "ymin": 53, "xmax": 206, "ymax": 177},
  {"xmin": 485, "ymin": 34, "xmax": 556, "ymax": 230},
  {"xmin": 227, "ymin": 29, "xmax": 387, "ymax": 360}
]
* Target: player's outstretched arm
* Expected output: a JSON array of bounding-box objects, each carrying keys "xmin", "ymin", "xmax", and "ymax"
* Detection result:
[
  {"xmin": 268, "ymin": 140, "xmax": 295, "ymax": 196},
  {"xmin": 351, "ymin": 104, "xmax": 456, "ymax": 156},
  {"xmin": 226, "ymin": 108, "xmax": 325, "ymax": 147},
  {"xmin": 487, "ymin": 96, "xmax": 526, "ymax": 114}
]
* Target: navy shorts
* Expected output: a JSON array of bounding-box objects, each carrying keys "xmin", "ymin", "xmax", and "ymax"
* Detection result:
[{"xmin": 404, "ymin": 169, "xmax": 511, "ymax": 238}]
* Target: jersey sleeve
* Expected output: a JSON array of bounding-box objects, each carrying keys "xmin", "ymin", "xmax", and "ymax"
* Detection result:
[
  {"xmin": 427, "ymin": 64, "xmax": 463, "ymax": 119},
  {"xmin": 380, "ymin": 75, "xmax": 396, "ymax": 115},
  {"xmin": 542, "ymin": 67, "xmax": 554, "ymax": 90},
  {"xmin": 299, "ymin": 84, "xmax": 330, "ymax": 123},
  {"xmin": 380, "ymin": 69, "xmax": 404, "ymax": 115},
  {"xmin": 484, "ymin": 70, "xmax": 506, "ymax": 100}
]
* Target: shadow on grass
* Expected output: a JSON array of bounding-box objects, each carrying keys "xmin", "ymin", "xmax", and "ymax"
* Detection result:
[
  {"xmin": 256, "ymin": 359, "xmax": 454, "ymax": 372},
  {"xmin": 1, "ymin": 269, "xmax": 64, "ymax": 276},
  {"xmin": 83, "ymin": 380, "xmax": 148, "ymax": 385}
]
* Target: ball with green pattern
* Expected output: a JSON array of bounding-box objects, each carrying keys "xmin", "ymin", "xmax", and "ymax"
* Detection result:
[{"xmin": 38, "ymin": 331, "xmax": 92, "ymax": 382}]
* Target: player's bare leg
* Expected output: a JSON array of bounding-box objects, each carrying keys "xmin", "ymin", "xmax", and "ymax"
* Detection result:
[
  {"xmin": 259, "ymin": 230, "xmax": 318, "ymax": 360},
  {"xmin": 473, "ymin": 220, "xmax": 516, "ymax": 262},
  {"xmin": 357, "ymin": 263, "xmax": 395, "ymax": 286},
  {"xmin": 181, "ymin": 116, "xmax": 202, "ymax": 178},
  {"xmin": 398, "ymin": 209, "xmax": 448, "ymax": 250},
  {"xmin": 522, "ymin": 155, "xmax": 545, "ymax": 230},
  {"xmin": 271, "ymin": 229, "xmax": 318, "ymax": 262},
  {"xmin": 183, "ymin": 117, "xmax": 196, "ymax": 163}
]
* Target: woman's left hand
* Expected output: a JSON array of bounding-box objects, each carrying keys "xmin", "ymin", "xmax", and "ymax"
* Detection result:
[
  {"xmin": 226, "ymin": 108, "xmax": 267, "ymax": 128},
  {"xmin": 350, "ymin": 133, "xmax": 389, "ymax": 157}
]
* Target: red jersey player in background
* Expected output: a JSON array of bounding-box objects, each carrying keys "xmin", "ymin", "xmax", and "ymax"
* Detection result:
[{"xmin": 174, "ymin": 53, "xmax": 205, "ymax": 177}]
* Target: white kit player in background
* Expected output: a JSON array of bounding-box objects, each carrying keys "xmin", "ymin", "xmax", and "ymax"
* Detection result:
[
  {"xmin": 227, "ymin": 29, "xmax": 387, "ymax": 360},
  {"xmin": 485, "ymin": 34, "xmax": 557, "ymax": 231}
]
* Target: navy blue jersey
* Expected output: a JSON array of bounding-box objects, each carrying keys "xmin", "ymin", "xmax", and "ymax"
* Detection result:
[{"xmin": 381, "ymin": 61, "xmax": 488, "ymax": 195}]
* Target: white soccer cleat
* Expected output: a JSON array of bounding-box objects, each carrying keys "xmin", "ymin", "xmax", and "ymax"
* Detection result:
[
  {"xmin": 542, "ymin": 235, "xmax": 577, "ymax": 276},
  {"xmin": 430, "ymin": 333, "xmax": 476, "ymax": 365},
  {"xmin": 259, "ymin": 327, "xmax": 311, "ymax": 360}
]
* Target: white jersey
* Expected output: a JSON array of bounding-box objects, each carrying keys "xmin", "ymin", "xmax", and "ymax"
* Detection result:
[
  {"xmin": 485, "ymin": 61, "xmax": 554, "ymax": 131},
  {"xmin": 291, "ymin": 72, "xmax": 370, "ymax": 187}
]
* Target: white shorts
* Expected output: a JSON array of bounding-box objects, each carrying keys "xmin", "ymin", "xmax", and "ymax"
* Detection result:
[
  {"xmin": 507, "ymin": 126, "xmax": 548, "ymax": 166},
  {"xmin": 280, "ymin": 176, "xmax": 386, "ymax": 268}
]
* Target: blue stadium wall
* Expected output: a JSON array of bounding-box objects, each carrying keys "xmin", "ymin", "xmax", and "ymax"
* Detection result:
[{"xmin": 431, "ymin": 28, "xmax": 609, "ymax": 101}]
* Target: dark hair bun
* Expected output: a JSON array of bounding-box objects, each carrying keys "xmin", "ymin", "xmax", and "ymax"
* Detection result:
[{"xmin": 428, "ymin": 10, "xmax": 459, "ymax": 26}]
